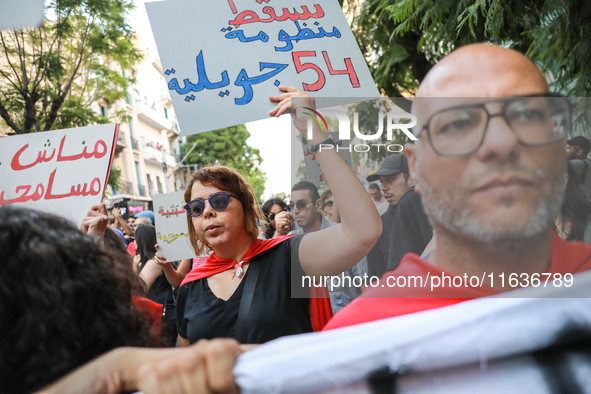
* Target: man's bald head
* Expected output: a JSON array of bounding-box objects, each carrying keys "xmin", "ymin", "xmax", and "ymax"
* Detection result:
[{"xmin": 417, "ymin": 44, "xmax": 549, "ymax": 98}]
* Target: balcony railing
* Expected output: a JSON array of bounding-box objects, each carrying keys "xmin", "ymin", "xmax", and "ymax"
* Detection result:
[
  {"xmin": 138, "ymin": 184, "xmax": 147, "ymax": 196},
  {"xmin": 143, "ymin": 145, "xmax": 177, "ymax": 167},
  {"xmin": 136, "ymin": 100, "xmax": 174, "ymax": 131}
]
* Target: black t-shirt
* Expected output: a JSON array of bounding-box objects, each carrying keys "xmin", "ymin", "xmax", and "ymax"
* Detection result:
[
  {"xmin": 367, "ymin": 190, "xmax": 433, "ymax": 278},
  {"xmin": 176, "ymin": 235, "xmax": 312, "ymax": 344}
]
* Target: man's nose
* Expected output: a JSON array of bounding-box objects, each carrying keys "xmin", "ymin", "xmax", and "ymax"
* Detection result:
[{"xmin": 475, "ymin": 113, "xmax": 520, "ymax": 161}]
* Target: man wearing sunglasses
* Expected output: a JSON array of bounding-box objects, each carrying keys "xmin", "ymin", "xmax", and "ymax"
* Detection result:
[
  {"xmin": 324, "ymin": 43, "xmax": 591, "ymax": 331},
  {"xmin": 289, "ymin": 181, "xmax": 368, "ymax": 314}
]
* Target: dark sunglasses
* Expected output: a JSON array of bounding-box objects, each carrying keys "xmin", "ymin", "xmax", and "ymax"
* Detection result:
[
  {"xmin": 183, "ymin": 192, "xmax": 239, "ymax": 218},
  {"xmin": 323, "ymin": 200, "xmax": 334, "ymax": 208},
  {"xmin": 288, "ymin": 200, "xmax": 311, "ymax": 211},
  {"xmin": 268, "ymin": 206, "xmax": 291, "ymax": 221}
]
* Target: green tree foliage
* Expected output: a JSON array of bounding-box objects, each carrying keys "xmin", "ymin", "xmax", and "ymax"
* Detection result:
[
  {"xmin": 346, "ymin": 0, "xmax": 591, "ymax": 161},
  {"xmin": 0, "ymin": 0, "xmax": 142, "ymax": 134},
  {"xmin": 350, "ymin": 0, "xmax": 591, "ymax": 97},
  {"xmin": 182, "ymin": 125, "xmax": 267, "ymax": 201},
  {"xmin": 107, "ymin": 165, "xmax": 122, "ymax": 191}
]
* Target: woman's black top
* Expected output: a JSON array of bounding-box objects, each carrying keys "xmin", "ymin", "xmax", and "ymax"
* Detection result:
[{"xmin": 176, "ymin": 235, "xmax": 312, "ymax": 344}]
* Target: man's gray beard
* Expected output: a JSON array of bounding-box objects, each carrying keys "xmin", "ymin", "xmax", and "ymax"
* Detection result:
[{"xmin": 416, "ymin": 167, "xmax": 565, "ymax": 244}]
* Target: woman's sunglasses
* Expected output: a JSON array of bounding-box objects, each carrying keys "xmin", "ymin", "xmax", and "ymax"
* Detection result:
[
  {"xmin": 183, "ymin": 192, "xmax": 239, "ymax": 218},
  {"xmin": 323, "ymin": 200, "xmax": 334, "ymax": 208},
  {"xmin": 268, "ymin": 206, "xmax": 291, "ymax": 221}
]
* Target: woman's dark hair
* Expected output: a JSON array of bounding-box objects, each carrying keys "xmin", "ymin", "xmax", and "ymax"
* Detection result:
[
  {"xmin": 135, "ymin": 224, "xmax": 157, "ymax": 271},
  {"xmin": 262, "ymin": 198, "xmax": 287, "ymax": 239},
  {"xmin": 104, "ymin": 227, "xmax": 130, "ymax": 259},
  {"xmin": 0, "ymin": 206, "xmax": 152, "ymax": 394},
  {"xmin": 560, "ymin": 161, "xmax": 591, "ymax": 241}
]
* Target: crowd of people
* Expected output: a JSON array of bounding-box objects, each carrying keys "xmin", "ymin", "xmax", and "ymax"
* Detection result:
[{"xmin": 3, "ymin": 43, "xmax": 591, "ymax": 393}]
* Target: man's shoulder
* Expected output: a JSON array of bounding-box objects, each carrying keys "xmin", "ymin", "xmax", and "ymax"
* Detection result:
[
  {"xmin": 397, "ymin": 189, "xmax": 422, "ymax": 207},
  {"xmin": 551, "ymin": 233, "xmax": 591, "ymax": 273}
]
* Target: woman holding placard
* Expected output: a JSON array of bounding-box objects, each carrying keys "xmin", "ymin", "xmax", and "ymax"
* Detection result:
[{"xmin": 155, "ymin": 86, "xmax": 382, "ymax": 345}]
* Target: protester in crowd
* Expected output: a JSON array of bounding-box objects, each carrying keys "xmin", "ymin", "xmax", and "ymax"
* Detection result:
[
  {"xmin": 127, "ymin": 216, "xmax": 150, "ymax": 255},
  {"xmin": 365, "ymin": 154, "xmax": 419, "ymax": 278},
  {"xmin": 135, "ymin": 210, "xmax": 155, "ymax": 225},
  {"xmin": 368, "ymin": 183, "xmax": 386, "ymax": 206},
  {"xmin": 383, "ymin": 187, "xmax": 434, "ymax": 269},
  {"xmin": 135, "ymin": 224, "xmax": 177, "ymax": 347},
  {"xmin": 112, "ymin": 207, "xmax": 134, "ymax": 237},
  {"xmin": 289, "ymin": 181, "xmax": 368, "ymax": 314},
  {"xmin": 566, "ymin": 136, "xmax": 591, "ymax": 201},
  {"xmin": 324, "ymin": 43, "xmax": 591, "ymax": 331},
  {"xmin": 321, "ymin": 188, "xmax": 341, "ymax": 223},
  {"xmin": 555, "ymin": 161, "xmax": 591, "ymax": 241},
  {"xmin": 104, "ymin": 226, "xmax": 131, "ymax": 257},
  {"xmin": 566, "ymin": 136, "xmax": 591, "ymax": 161},
  {"xmin": 165, "ymin": 86, "xmax": 381, "ymax": 345},
  {"xmin": 261, "ymin": 197, "xmax": 292, "ymax": 239},
  {"xmin": 0, "ymin": 205, "xmax": 153, "ymax": 394}
]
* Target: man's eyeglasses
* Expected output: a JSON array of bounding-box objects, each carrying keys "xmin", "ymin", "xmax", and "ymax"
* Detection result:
[
  {"xmin": 288, "ymin": 200, "xmax": 311, "ymax": 211},
  {"xmin": 183, "ymin": 192, "xmax": 239, "ymax": 218},
  {"xmin": 268, "ymin": 206, "xmax": 290, "ymax": 221},
  {"xmin": 416, "ymin": 96, "xmax": 572, "ymax": 156}
]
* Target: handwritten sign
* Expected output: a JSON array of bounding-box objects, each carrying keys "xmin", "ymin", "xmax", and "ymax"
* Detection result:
[
  {"xmin": 0, "ymin": 124, "xmax": 118, "ymax": 226},
  {"xmin": 145, "ymin": 0, "xmax": 379, "ymax": 135},
  {"xmin": 301, "ymin": 132, "xmax": 352, "ymax": 187},
  {"xmin": 153, "ymin": 191, "xmax": 195, "ymax": 261},
  {"xmin": 0, "ymin": 0, "xmax": 45, "ymax": 30}
]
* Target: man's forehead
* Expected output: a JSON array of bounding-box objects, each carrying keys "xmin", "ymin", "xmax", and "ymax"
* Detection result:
[{"xmin": 291, "ymin": 190, "xmax": 311, "ymax": 201}]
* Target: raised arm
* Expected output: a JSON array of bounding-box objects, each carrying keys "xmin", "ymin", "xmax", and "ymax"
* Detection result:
[
  {"xmin": 269, "ymin": 86, "xmax": 382, "ymax": 277},
  {"xmin": 112, "ymin": 208, "xmax": 134, "ymax": 237},
  {"xmin": 153, "ymin": 249, "xmax": 193, "ymax": 289}
]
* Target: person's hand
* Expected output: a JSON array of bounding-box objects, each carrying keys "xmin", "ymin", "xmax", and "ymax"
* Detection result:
[
  {"xmin": 269, "ymin": 86, "xmax": 321, "ymax": 138},
  {"xmin": 273, "ymin": 211, "xmax": 291, "ymax": 236},
  {"xmin": 153, "ymin": 244, "xmax": 168, "ymax": 267},
  {"xmin": 37, "ymin": 339, "xmax": 242, "ymax": 394},
  {"xmin": 80, "ymin": 204, "xmax": 109, "ymax": 240},
  {"xmin": 137, "ymin": 339, "xmax": 241, "ymax": 394},
  {"xmin": 111, "ymin": 207, "xmax": 121, "ymax": 219}
]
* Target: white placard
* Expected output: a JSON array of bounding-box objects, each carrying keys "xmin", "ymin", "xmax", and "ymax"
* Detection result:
[
  {"xmin": 153, "ymin": 190, "xmax": 195, "ymax": 261},
  {"xmin": 301, "ymin": 131, "xmax": 352, "ymax": 187},
  {"xmin": 0, "ymin": 0, "xmax": 45, "ymax": 30},
  {"xmin": 0, "ymin": 124, "xmax": 118, "ymax": 226},
  {"xmin": 145, "ymin": 0, "xmax": 380, "ymax": 135}
]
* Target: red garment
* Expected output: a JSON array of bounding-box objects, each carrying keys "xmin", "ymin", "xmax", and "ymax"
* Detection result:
[
  {"xmin": 132, "ymin": 295, "xmax": 163, "ymax": 340},
  {"xmin": 180, "ymin": 235, "xmax": 332, "ymax": 331},
  {"xmin": 324, "ymin": 233, "xmax": 591, "ymax": 331},
  {"xmin": 180, "ymin": 235, "xmax": 295, "ymax": 286},
  {"xmin": 127, "ymin": 241, "xmax": 136, "ymax": 255}
]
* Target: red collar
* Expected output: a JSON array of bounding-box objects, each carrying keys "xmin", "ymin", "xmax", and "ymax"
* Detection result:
[{"xmin": 180, "ymin": 235, "xmax": 295, "ymax": 286}]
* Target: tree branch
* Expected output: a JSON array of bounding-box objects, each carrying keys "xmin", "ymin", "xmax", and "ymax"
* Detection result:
[
  {"xmin": 0, "ymin": 31, "xmax": 23, "ymax": 88},
  {"xmin": 0, "ymin": 98, "xmax": 22, "ymax": 134}
]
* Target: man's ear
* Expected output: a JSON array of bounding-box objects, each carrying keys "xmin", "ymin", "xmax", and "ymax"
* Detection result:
[
  {"xmin": 314, "ymin": 198, "xmax": 324, "ymax": 213},
  {"xmin": 405, "ymin": 143, "xmax": 420, "ymax": 194}
]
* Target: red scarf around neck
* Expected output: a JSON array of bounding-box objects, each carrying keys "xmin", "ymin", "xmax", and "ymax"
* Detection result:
[{"xmin": 179, "ymin": 234, "xmax": 333, "ymax": 331}]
